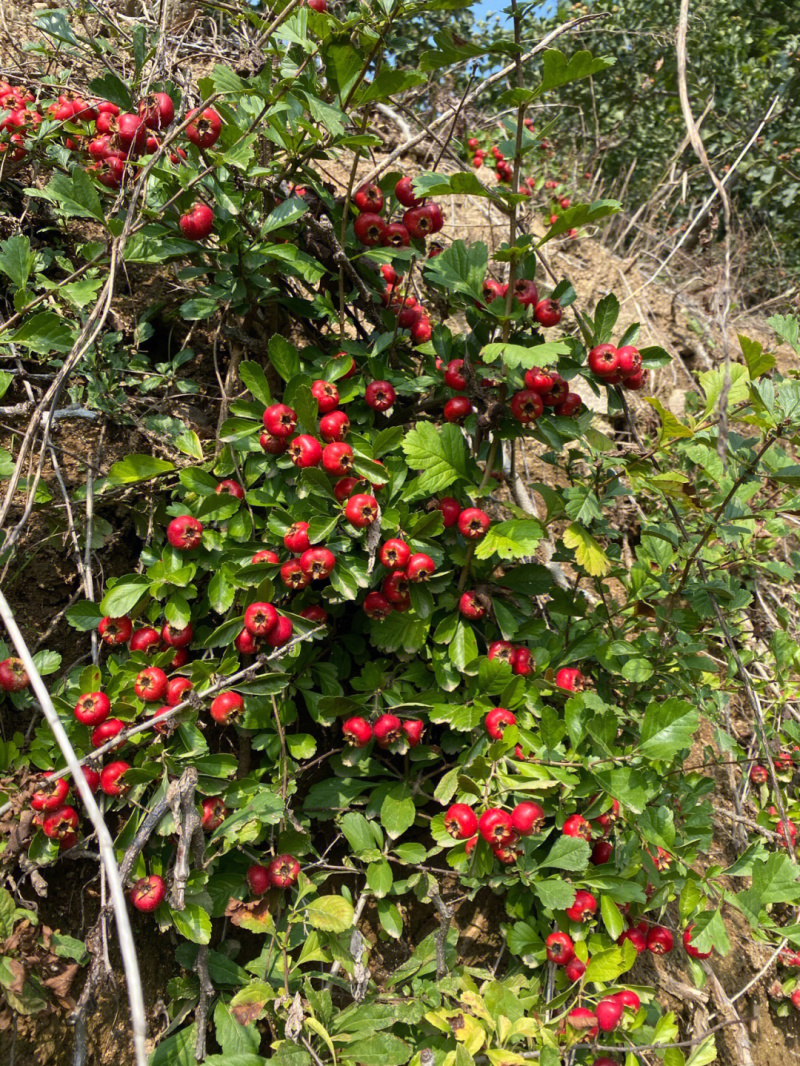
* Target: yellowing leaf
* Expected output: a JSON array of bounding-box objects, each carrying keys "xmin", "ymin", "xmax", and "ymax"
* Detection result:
[
  {"xmin": 305, "ymin": 895, "xmax": 354, "ymax": 932},
  {"xmin": 562, "ymin": 522, "xmax": 610, "ymax": 577},
  {"xmin": 643, "ymin": 398, "xmax": 694, "ymax": 442}
]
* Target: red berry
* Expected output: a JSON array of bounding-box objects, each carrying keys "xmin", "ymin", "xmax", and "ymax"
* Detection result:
[
  {"xmin": 395, "ymin": 175, "xmax": 422, "ymax": 208},
  {"xmin": 186, "ymin": 108, "xmax": 222, "ymax": 148},
  {"xmin": 130, "ymin": 874, "xmax": 166, "ymax": 912},
  {"xmin": 437, "ymin": 497, "xmax": 461, "ymax": 527},
  {"xmin": 100, "ymin": 761, "xmax": 132, "ymax": 796},
  {"xmin": 458, "ymin": 508, "xmax": 490, "ymax": 539},
  {"xmin": 299, "ymin": 605, "xmax": 328, "ymax": 625},
  {"xmin": 320, "ymin": 410, "xmax": 350, "ymax": 442},
  {"xmin": 595, "ymin": 997, "xmax": 623, "ymax": 1032},
  {"xmin": 345, "ymin": 494, "xmax": 378, "ymax": 528},
  {"xmin": 510, "ymin": 389, "xmax": 544, "ymax": 423},
  {"xmin": 403, "ymin": 205, "xmax": 437, "ymax": 239},
  {"xmin": 322, "ymin": 442, "xmax": 354, "ymax": 476},
  {"xmin": 179, "ymin": 202, "xmax": 214, "ymax": 240},
  {"xmin": 618, "ymin": 927, "xmax": 647, "ymax": 954},
  {"xmin": 485, "ymin": 707, "xmax": 516, "ymax": 740},
  {"xmin": 373, "ymin": 714, "xmax": 403, "ymax": 747},
  {"xmin": 683, "ymin": 924, "xmax": 713, "ymax": 959},
  {"xmin": 555, "ymin": 667, "xmax": 585, "ymax": 692},
  {"xmin": 353, "ymin": 182, "xmax": 384, "ymax": 213},
  {"xmin": 216, "ymin": 479, "xmax": 244, "ymax": 499},
  {"xmin": 134, "ymin": 667, "xmax": 168, "ymax": 702},
  {"xmin": 458, "ymin": 591, "xmax": 486, "ymax": 620},
  {"xmin": 161, "ymin": 622, "xmax": 193, "ymax": 648},
  {"xmin": 513, "ymin": 278, "xmax": 539, "ymax": 307},
  {"xmin": 534, "ymin": 298, "xmax": 562, "ymax": 327},
  {"xmin": 0, "ymin": 657, "xmax": 29, "ymax": 692},
  {"xmin": 210, "ymin": 691, "xmax": 244, "ymax": 725},
  {"xmin": 288, "ymin": 435, "xmax": 323, "ymax": 468},
  {"xmin": 564, "ymin": 957, "xmax": 586, "ymax": 982},
  {"xmin": 201, "ymin": 796, "xmax": 227, "ymax": 831},
  {"xmin": 363, "ymin": 592, "xmax": 393, "ymax": 620},
  {"xmin": 554, "ymin": 392, "xmax": 583, "ymax": 417},
  {"xmin": 354, "ymin": 212, "xmax": 386, "ymax": 246},
  {"xmin": 524, "ymin": 367, "xmax": 556, "ymax": 394},
  {"xmin": 511, "ymin": 802, "xmax": 545, "ymax": 836},
  {"xmin": 299, "ymin": 547, "xmax": 336, "ymax": 580},
  {"xmin": 444, "ymin": 359, "xmax": 467, "ymax": 390},
  {"xmin": 749, "ymin": 764, "xmax": 768, "ymax": 784},
  {"xmin": 646, "ymin": 925, "xmax": 674, "ymax": 955},
  {"xmin": 92, "ymin": 718, "xmax": 125, "ymax": 749},
  {"xmin": 587, "ymin": 343, "xmax": 619, "ymax": 378},
  {"xmin": 381, "ymin": 223, "xmax": 411, "ymax": 248},
  {"xmin": 562, "ymin": 814, "xmax": 592, "ymax": 841},
  {"xmin": 365, "ymin": 380, "xmax": 396, "ymax": 412},
  {"xmin": 98, "ymin": 616, "xmax": 132, "ymax": 646},
  {"xmin": 282, "ymin": 559, "xmax": 310, "ymax": 590},
  {"xmin": 487, "ymin": 640, "xmax": 515, "ymax": 665},
  {"xmin": 251, "ymin": 549, "xmax": 280, "ymax": 565},
  {"xmin": 138, "ymin": 92, "xmax": 174, "ymax": 130},
  {"xmin": 130, "ymin": 627, "xmax": 161, "ymax": 655},
  {"xmin": 477, "ymin": 808, "xmax": 514, "ymax": 846},
  {"xmin": 263, "ymin": 403, "xmax": 298, "ymax": 438},
  {"xmin": 444, "ymin": 397, "xmax": 472, "ymax": 423},
  {"xmin": 380, "ymin": 540, "xmax": 411, "ymax": 570},
  {"xmin": 267, "ymin": 853, "xmax": 300, "ymax": 888},
  {"xmin": 74, "ymin": 691, "xmax": 111, "ymax": 727},
  {"xmin": 566, "ymin": 889, "xmax": 597, "ymax": 923},
  {"xmin": 247, "ymin": 864, "xmax": 271, "ymax": 895},
  {"xmin": 444, "ymin": 804, "xmax": 479, "ymax": 840},
  {"xmin": 402, "ymin": 719, "xmax": 425, "ymax": 746},
  {"xmin": 545, "ymin": 931, "xmax": 574, "ymax": 965},
  {"xmin": 512, "ymin": 647, "xmax": 534, "ymax": 676},
  {"xmin": 615, "ymin": 989, "xmax": 641, "ymax": 1011},
  {"xmin": 265, "ymin": 616, "xmax": 293, "ymax": 648},
  {"xmin": 311, "ymin": 379, "xmax": 339, "ymax": 413},
  {"xmin": 167, "ymin": 515, "xmax": 203, "ymax": 550},
  {"xmin": 42, "ymin": 805, "xmax": 79, "ymax": 840},
  {"xmin": 31, "ymin": 774, "xmax": 70, "ymax": 813},
  {"xmin": 343, "ymin": 716, "xmax": 372, "ymax": 747},
  {"xmin": 406, "ymin": 553, "xmax": 434, "ymax": 581}
]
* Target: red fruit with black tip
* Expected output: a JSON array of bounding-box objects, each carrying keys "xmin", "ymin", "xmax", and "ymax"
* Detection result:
[
  {"xmin": 299, "ymin": 547, "xmax": 336, "ymax": 581},
  {"xmin": 42, "ymin": 805, "xmax": 79, "ymax": 840},
  {"xmin": 288, "ymin": 435, "xmax": 323, "ymax": 469},
  {"xmin": 201, "ymin": 796, "xmax": 227, "ymax": 831},
  {"xmin": 74, "ymin": 691, "xmax": 111, "ymax": 727},
  {"xmin": 343, "ymin": 716, "xmax": 372, "ymax": 747},
  {"xmin": 31, "ymin": 774, "xmax": 70, "ymax": 813},
  {"xmin": 487, "ymin": 640, "xmax": 515, "ymax": 665},
  {"xmin": 186, "ymin": 108, "xmax": 222, "ymax": 148},
  {"xmin": 513, "ymin": 279, "xmax": 539, "ymax": 307},
  {"xmin": 167, "ymin": 678, "xmax": 194, "ymax": 706},
  {"xmin": 444, "ymin": 359, "xmax": 467, "ymax": 390},
  {"xmin": 130, "ymin": 627, "xmax": 161, "ymax": 655},
  {"xmin": 311, "ymin": 379, "xmax": 339, "ymax": 413},
  {"xmin": 510, "ymin": 389, "xmax": 544, "ymax": 423},
  {"xmin": 562, "ymin": 813, "xmax": 592, "ymax": 841},
  {"xmin": 322, "ymin": 442, "xmax": 353, "ymax": 476},
  {"xmin": 345, "ymin": 494, "xmax": 378, "ymax": 528},
  {"xmin": 588, "ymin": 344, "xmax": 619, "ymax": 378},
  {"xmin": 281, "ymin": 559, "xmax": 310, "ymax": 590},
  {"xmin": 92, "ymin": 718, "xmax": 125, "ymax": 749},
  {"xmin": 512, "ymin": 647, "xmax": 534, "ymax": 676},
  {"xmin": 534, "ymin": 299, "xmax": 562, "ymax": 327},
  {"xmin": 167, "ymin": 515, "xmax": 203, "ymax": 551},
  {"xmin": 320, "ymin": 411, "xmax": 349, "ymax": 442},
  {"xmin": 395, "ymin": 175, "xmax": 422, "ymax": 208},
  {"xmin": 556, "ymin": 667, "xmax": 585, "ymax": 692},
  {"xmin": 381, "ymin": 223, "xmax": 411, "ymax": 248},
  {"xmin": 511, "ymin": 802, "xmax": 545, "ymax": 836},
  {"xmin": 263, "ymin": 403, "xmax": 298, "ymax": 438},
  {"xmin": 101, "ymin": 761, "xmax": 132, "ymax": 796},
  {"xmin": 403, "ymin": 205, "xmax": 436, "ymax": 239},
  {"xmin": 555, "ymin": 392, "xmax": 583, "ymax": 417},
  {"xmin": 363, "ymin": 592, "xmax": 393, "ymax": 621},
  {"xmin": 379, "ymin": 540, "xmax": 410, "ymax": 571},
  {"xmin": 407, "ymin": 553, "xmax": 435, "ymax": 581},
  {"xmin": 545, "ymin": 931, "xmax": 574, "ymax": 965},
  {"xmin": 353, "ymin": 182, "xmax": 384, "ymax": 213},
  {"xmin": 478, "ymin": 808, "xmax": 514, "ymax": 846},
  {"xmin": 749, "ymin": 764, "xmax": 768, "ymax": 784},
  {"xmin": 216, "ymin": 479, "xmax": 244, "ymax": 499},
  {"xmin": 299, "ymin": 605, "xmax": 328, "ymax": 624},
  {"xmin": 135, "ymin": 667, "xmax": 168, "ymax": 702},
  {"xmin": 445, "ymin": 804, "xmax": 479, "ymax": 840},
  {"xmin": 247, "ymin": 864, "xmax": 271, "ymax": 895},
  {"xmin": 485, "ymin": 707, "xmax": 516, "ymax": 740},
  {"xmin": 138, "ymin": 92, "xmax": 174, "ymax": 130},
  {"xmin": 458, "ymin": 508, "xmax": 490, "ymax": 539},
  {"xmin": 210, "ymin": 691, "xmax": 244, "ymax": 724},
  {"xmin": 616, "ymin": 345, "xmax": 642, "ymax": 376},
  {"xmin": 130, "ymin": 874, "xmax": 166, "ymax": 912},
  {"xmin": 98, "ymin": 616, "xmax": 132, "ymax": 646},
  {"xmin": 373, "ymin": 714, "xmax": 403, "ymax": 747},
  {"xmin": 354, "ymin": 212, "xmax": 386, "ymax": 246},
  {"xmin": 524, "ymin": 367, "xmax": 556, "ymax": 394},
  {"xmin": 459, "ymin": 591, "xmax": 485, "ymax": 620},
  {"xmin": 566, "ymin": 889, "xmax": 597, "ymax": 923},
  {"xmin": 618, "ymin": 927, "xmax": 647, "ymax": 954},
  {"xmin": 161, "ymin": 622, "xmax": 193, "ymax": 648},
  {"xmin": 268, "ymin": 854, "xmax": 300, "ymax": 888},
  {"xmin": 365, "ymin": 380, "xmax": 396, "ymax": 412},
  {"xmin": 646, "ymin": 925, "xmax": 674, "ymax": 955},
  {"xmin": 382, "ymin": 572, "xmax": 410, "ymax": 604},
  {"xmin": 0, "ymin": 657, "xmax": 29, "ymax": 692},
  {"xmin": 402, "ymin": 719, "xmax": 425, "ymax": 746}
]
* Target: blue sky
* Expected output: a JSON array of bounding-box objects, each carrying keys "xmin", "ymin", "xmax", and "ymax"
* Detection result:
[{"xmin": 472, "ymin": 0, "xmax": 557, "ymax": 24}]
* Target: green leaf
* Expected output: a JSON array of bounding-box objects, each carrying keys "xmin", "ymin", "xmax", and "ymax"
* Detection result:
[
  {"xmin": 533, "ymin": 879, "xmax": 577, "ymax": 910},
  {"xmin": 87, "ymin": 72, "xmax": 133, "ymax": 110},
  {"xmin": 539, "ymin": 200, "xmax": 621, "ymax": 245},
  {"xmin": 0, "ymin": 236, "xmax": 34, "ymax": 289},
  {"xmin": 738, "ymin": 334, "xmax": 776, "ymax": 379},
  {"xmin": 262, "ymin": 197, "xmax": 309, "ymax": 235},
  {"xmin": 621, "ymin": 657, "xmax": 654, "ymax": 682},
  {"xmin": 268, "ymin": 335, "xmax": 301, "ymax": 382},
  {"xmin": 698, "ymin": 364, "xmax": 750, "ymax": 417},
  {"xmin": 100, "ymin": 575, "xmax": 150, "ymax": 616},
  {"xmin": 768, "ymin": 313, "xmax": 800, "ymax": 356},
  {"xmin": 305, "ymin": 895, "xmax": 355, "ymax": 933},
  {"xmin": 377, "ymin": 898, "xmax": 403, "ymax": 939},
  {"xmin": 31, "ymin": 168, "xmax": 105, "ymax": 221},
  {"xmin": 239, "ymin": 362, "xmax": 272, "ymax": 406},
  {"xmin": 180, "ymin": 298, "xmax": 218, "ymax": 321},
  {"xmin": 402, "ymin": 422, "xmax": 469, "ymax": 495},
  {"xmin": 66, "ymin": 600, "xmax": 103, "ymax": 631},
  {"xmin": 583, "ymin": 945, "xmax": 632, "ymax": 983},
  {"xmin": 639, "ymin": 698, "xmax": 699, "ymax": 760},
  {"xmin": 600, "ymin": 895, "xmax": 624, "ymax": 939},
  {"xmin": 537, "ymin": 49, "xmax": 615, "ymax": 95},
  {"xmin": 380, "ymin": 784, "xmax": 416, "ymax": 840},
  {"xmin": 423, "ymin": 239, "xmax": 488, "ymax": 300},
  {"xmin": 538, "ymin": 835, "xmax": 590, "ymax": 872},
  {"xmin": 357, "ymin": 70, "xmax": 427, "ymax": 104},
  {"xmin": 593, "ymin": 293, "xmax": 620, "ymax": 344},
  {"xmin": 32, "ymin": 649, "xmax": 61, "ymax": 676},
  {"xmin": 149, "ymin": 1025, "xmax": 198, "ymax": 1066},
  {"xmin": 11, "ymin": 312, "xmax": 74, "ymax": 354},
  {"xmin": 644, "ymin": 398, "xmax": 694, "ymax": 442},
  {"xmin": 474, "ymin": 519, "xmax": 545, "ymax": 561},
  {"xmin": 562, "ymin": 522, "xmax": 610, "ymax": 576},
  {"xmin": 367, "ymin": 860, "xmax": 393, "ymax": 898},
  {"xmin": 340, "ymin": 1034, "xmax": 412, "ymax": 1066},
  {"xmin": 449, "ymin": 620, "xmax": 479, "ymax": 671},
  {"xmin": 171, "ymin": 904, "xmax": 212, "ymax": 944},
  {"xmin": 107, "ymin": 455, "xmax": 175, "ymax": 485},
  {"xmin": 480, "ymin": 339, "xmax": 570, "ymax": 369},
  {"xmin": 340, "ymin": 812, "xmax": 375, "ymax": 855}
]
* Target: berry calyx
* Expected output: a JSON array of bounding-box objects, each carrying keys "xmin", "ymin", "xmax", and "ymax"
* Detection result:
[{"xmin": 444, "ymin": 803, "xmax": 479, "ymax": 840}]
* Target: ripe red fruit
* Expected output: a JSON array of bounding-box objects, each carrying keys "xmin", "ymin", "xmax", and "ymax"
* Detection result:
[
  {"xmin": 236, "ymin": 629, "xmax": 261, "ymax": 655},
  {"xmin": 792, "ymin": 988, "xmax": 800, "ymax": 1011},
  {"xmin": 251, "ymin": 549, "xmax": 280, "ymax": 566},
  {"xmin": 288, "ymin": 435, "xmax": 323, "ymax": 468},
  {"xmin": 242, "ymin": 601, "xmax": 277, "ymax": 637},
  {"xmin": 615, "ymin": 989, "xmax": 641, "ymax": 1011},
  {"xmin": 493, "ymin": 838, "xmax": 522, "ymax": 864},
  {"xmin": 683, "ymin": 924, "xmax": 713, "ymax": 959},
  {"xmin": 395, "ymin": 175, "xmax": 422, "ymax": 208},
  {"xmin": 343, "ymin": 716, "xmax": 373, "ymax": 747},
  {"xmin": 364, "ymin": 380, "xmax": 396, "ymax": 412},
  {"xmin": 379, "ymin": 540, "xmax": 410, "ymax": 570},
  {"xmin": 534, "ymin": 298, "xmax": 562, "ymax": 327},
  {"xmin": 247, "ymin": 864, "xmax": 271, "ymax": 895},
  {"xmin": 458, "ymin": 508, "xmax": 490, "ymax": 539},
  {"xmin": 554, "ymin": 392, "xmax": 583, "ymax": 417},
  {"xmin": 513, "ymin": 278, "xmax": 539, "ymax": 307},
  {"xmin": 307, "ymin": 0, "xmax": 327, "ymax": 11},
  {"xmin": 555, "ymin": 667, "xmax": 585, "ymax": 692},
  {"xmin": 161, "ymin": 622, "xmax": 193, "ymax": 648},
  {"xmin": 354, "ymin": 212, "xmax": 386, "ymax": 246},
  {"xmin": 266, "ymin": 615, "xmax": 294, "ymax": 648},
  {"xmin": 564, "ymin": 957, "xmax": 586, "ymax": 982},
  {"xmin": 562, "ymin": 814, "xmax": 592, "ymax": 841},
  {"xmin": 260, "ymin": 432, "xmax": 288, "ymax": 454},
  {"xmin": 186, "ymin": 108, "xmax": 222, "ymax": 148},
  {"xmin": 129, "ymin": 627, "xmax": 161, "ymax": 655},
  {"xmin": 510, "ymin": 389, "xmax": 544, "ymax": 423},
  {"xmin": 138, "ymin": 92, "xmax": 174, "ymax": 130},
  {"xmin": 381, "ymin": 223, "xmax": 411, "ymax": 248},
  {"xmin": 566, "ymin": 889, "xmax": 598, "ymax": 923},
  {"xmin": 200, "ymin": 796, "xmax": 227, "ymax": 831},
  {"xmin": 445, "ymin": 804, "xmax": 479, "ymax": 840},
  {"xmin": 542, "ymin": 375, "xmax": 568, "ymax": 407},
  {"xmin": 410, "ymin": 315, "xmax": 432, "ymax": 345},
  {"xmin": 524, "ymin": 367, "xmax": 556, "ymax": 394},
  {"xmin": 382, "ymin": 572, "xmax": 410, "ymax": 604},
  {"xmin": 487, "ymin": 640, "xmax": 515, "ymax": 665},
  {"xmin": 42, "ymin": 805, "xmax": 79, "ymax": 840},
  {"xmin": 444, "ymin": 359, "xmax": 467, "ymax": 390},
  {"xmin": 92, "ymin": 718, "xmax": 125, "ymax": 749},
  {"xmin": 595, "ymin": 997, "xmax": 623, "ymax": 1032},
  {"xmin": 74, "ymin": 691, "xmax": 111, "ymax": 727},
  {"xmin": 444, "ymin": 397, "xmax": 472, "ymax": 423},
  {"xmin": 618, "ymin": 927, "xmax": 647, "ymax": 954},
  {"xmin": 485, "ymin": 707, "xmax": 516, "ymax": 740},
  {"xmin": 300, "ymin": 547, "xmax": 336, "ymax": 581},
  {"xmin": 101, "ymin": 761, "xmax": 132, "ymax": 796},
  {"xmin": 363, "ymin": 591, "xmax": 393, "ymax": 620},
  {"xmin": 322, "ymin": 442, "xmax": 353, "ymax": 476},
  {"xmin": 79, "ymin": 767, "xmax": 101, "ymax": 794},
  {"xmin": 283, "ymin": 521, "xmax": 309, "ymax": 554},
  {"xmin": 478, "ymin": 808, "xmax": 514, "ymax": 846},
  {"xmin": 406, "ymin": 553, "xmax": 435, "ymax": 581},
  {"xmin": 268, "ymin": 854, "xmax": 301, "ymax": 888},
  {"xmin": 134, "ymin": 667, "xmax": 168, "ymax": 702},
  {"xmin": 320, "ymin": 411, "xmax": 350, "ymax": 442},
  {"xmin": 587, "ymin": 343, "xmax": 619, "ymax": 378},
  {"xmin": 167, "ymin": 515, "xmax": 203, "ymax": 550},
  {"xmin": 167, "ymin": 678, "xmax": 194, "ymax": 706},
  {"xmin": 263, "ymin": 403, "xmax": 298, "ymax": 438},
  {"xmin": 749, "ymin": 764, "xmax": 768, "ymax": 784},
  {"xmin": 353, "ymin": 182, "xmax": 384, "ymax": 213},
  {"xmin": 436, "ymin": 497, "xmax": 460, "ymax": 528},
  {"xmin": 216, "ymin": 479, "xmax": 244, "ymax": 500},
  {"xmin": 373, "ymin": 714, "xmax": 403, "ymax": 748},
  {"xmin": 130, "ymin": 874, "xmax": 166, "ymax": 912},
  {"xmin": 98, "ymin": 616, "xmax": 132, "ymax": 646},
  {"xmin": 567, "ymin": 1007, "xmax": 597, "ymax": 1039},
  {"xmin": 616, "ymin": 345, "xmax": 643, "ymax": 376},
  {"xmin": 403, "ymin": 205, "xmax": 436, "ymax": 239},
  {"xmin": 116, "ymin": 112, "xmax": 147, "ymax": 152},
  {"xmin": 311, "ymin": 379, "xmax": 339, "ymax": 413},
  {"xmin": 545, "ymin": 931, "xmax": 575, "ymax": 965},
  {"xmin": 210, "ymin": 691, "xmax": 244, "ymax": 724},
  {"xmin": 511, "ymin": 802, "xmax": 545, "ymax": 836},
  {"xmin": 458, "ymin": 591, "xmax": 485, "ymax": 620},
  {"xmin": 0, "ymin": 657, "xmax": 29, "ymax": 692},
  {"xmin": 646, "ymin": 925, "xmax": 674, "ymax": 955},
  {"xmin": 512, "ymin": 647, "xmax": 534, "ymax": 676},
  {"xmin": 299, "ymin": 605, "xmax": 328, "ymax": 625},
  {"xmin": 179, "ymin": 202, "xmax": 214, "ymax": 240},
  {"xmin": 282, "ymin": 559, "xmax": 310, "ymax": 590},
  {"xmin": 345, "ymin": 494, "xmax": 378, "ymax": 528},
  {"xmin": 31, "ymin": 775, "xmax": 70, "ymax": 813}
]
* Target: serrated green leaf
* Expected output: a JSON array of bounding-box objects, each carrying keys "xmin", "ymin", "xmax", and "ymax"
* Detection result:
[
  {"xmin": 100, "ymin": 575, "xmax": 150, "ymax": 616},
  {"xmin": 480, "ymin": 340, "xmax": 570, "ymax": 369},
  {"xmin": 539, "ymin": 200, "xmax": 621, "ymax": 245},
  {"xmin": 306, "ymin": 895, "xmax": 354, "ymax": 933},
  {"xmin": 0, "ymin": 236, "xmax": 34, "ymax": 289},
  {"xmin": 239, "ymin": 361, "xmax": 272, "ymax": 406},
  {"xmin": 402, "ymin": 422, "xmax": 469, "ymax": 495},
  {"xmin": 639, "ymin": 698, "xmax": 699, "ymax": 760},
  {"xmin": 474, "ymin": 519, "xmax": 545, "ymax": 560},
  {"xmin": 562, "ymin": 522, "xmax": 609, "ymax": 576}
]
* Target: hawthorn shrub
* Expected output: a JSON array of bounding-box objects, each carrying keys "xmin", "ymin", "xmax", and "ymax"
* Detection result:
[{"xmin": 3, "ymin": 3, "xmax": 800, "ymax": 1066}]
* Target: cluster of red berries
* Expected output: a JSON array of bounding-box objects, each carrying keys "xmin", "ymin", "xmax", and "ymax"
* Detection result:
[
  {"xmin": 352, "ymin": 175, "xmax": 444, "ymax": 251},
  {"xmin": 379, "ymin": 263, "xmax": 433, "ymax": 345},
  {"xmin": 587, "ymin": 343, "xmax": 648, "ymax": 391},
  {"xmin": 342, "ymin": 713, "xmax": 425, "ymax": 749},
  {"xmin": 466, "ymin": 120, "xmax": 535, "ymax": 185},
  {"xmin": 246, "ymin": 853, "xmax": 301, "ymax": 894}
]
